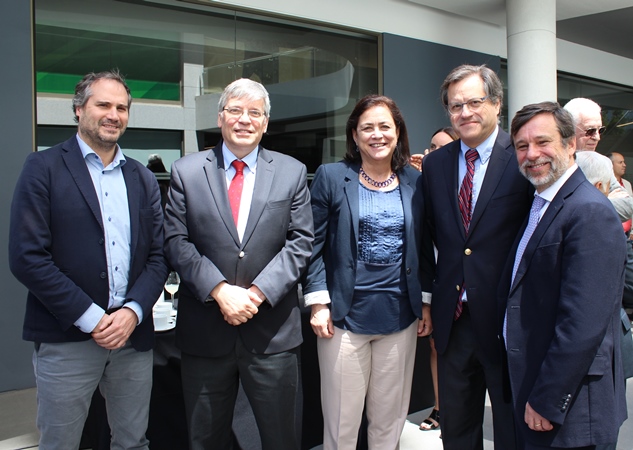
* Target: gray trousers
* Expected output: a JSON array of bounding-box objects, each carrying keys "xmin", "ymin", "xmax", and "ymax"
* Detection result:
[{"xmin": 33, "ymin": 339, "xmax": 153, "ymax": 450}]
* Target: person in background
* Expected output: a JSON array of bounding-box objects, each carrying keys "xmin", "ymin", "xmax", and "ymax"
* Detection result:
[
  {"xmin": 409, "ymin": 126, "xmax": 459, "ymax": 171},
  {"xmin": 163, "ymin": 78, "xmax": 313, "ymax": 450},
  {"xmin": 303, "ymin": 94, "xmax": 433, "ymax": 449},
  {"xmin": 503, "ymin": 101, "xmax": 627, "ymax": 450},
  {"xmin": 564, "ymin": 97, "xmax": 633, "ymax": 223},
  {"xmin": 9, "ymin": 70, "xmax": 168, "ymax": 450},
  {"xmin": 411, "ymin": 126, "xmax": 459, "ymax": 432},
  {"xmin": 421, "ymin": 64, "xmax": 533, "ymax": 450}
]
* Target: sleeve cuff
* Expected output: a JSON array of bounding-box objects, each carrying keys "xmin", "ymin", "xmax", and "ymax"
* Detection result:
[
  {"xmin": 304, "ymin": 290, "xmax": 331, "ymax": 307},
  {"xmin": 422, "ymin": 291, "xmax": 432, "ymax": 305},
  {"xmin": 123, "ymin": 301, "xmax": 143, "ymax": 325}
]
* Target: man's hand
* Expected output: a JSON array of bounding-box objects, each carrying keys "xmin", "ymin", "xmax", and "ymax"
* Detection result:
[
  {"xmin": 418, "ymin": 304, "xmax": 433, "ymax": 337},
  {"xmin": 310, "ymin": 304, "xmax": 334, "ymax": 338},
  {"xmin": 212, "ymin": 282, "xmax": 259, "ymax": 326},
  {"xmin": 525, "ymin": 402, "xmax": 553, "ymax": 432},
  {"xmin": 248, "ymin": 285, "xmax": 266, "ymax": 307},
  {"xmin": 91, "ymin": 308, "xmax": 137, "ymax": 350}
]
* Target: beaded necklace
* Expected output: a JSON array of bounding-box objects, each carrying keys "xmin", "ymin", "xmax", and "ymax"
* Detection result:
[{"xmin": 359, "ymin": 167, "xmax": 396, "ymax": 188}]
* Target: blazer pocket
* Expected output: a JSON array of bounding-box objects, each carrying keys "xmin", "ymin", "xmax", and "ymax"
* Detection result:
[
  {"xmin": 266, "ymin": 198, "xmax": 292, "ymax": 209},
  {"xmin": 586, "ymin": 353, "xmax": 607, "ymax": 376}
]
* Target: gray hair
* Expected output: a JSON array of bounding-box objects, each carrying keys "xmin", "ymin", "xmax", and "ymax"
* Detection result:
[
  {"xmin": 218, "ymin": 78, "xmax": 271, "ymax": 117},
  {"xmin": 440, "ymin": 64, "xmax": 503, "ymax": 116},
  {"xmin": 563, "ymin": 97, "xmax": 601, "ymax": 125},
  {"xmin": 576, "ymin": 151, "xmax": 613, "ymax": 187},
  {"xmin": 72, "ymin": 70, "xmax": 132, "ymax": 123}
]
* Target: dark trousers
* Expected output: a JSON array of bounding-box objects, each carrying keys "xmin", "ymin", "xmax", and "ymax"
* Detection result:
[
  {"xmin": 437, "ymin": 305, "xmax": 517, "ymax": 450},
  {"xmin": 181, "ymin": 338, "xmax": 300, "ymax": 450}
]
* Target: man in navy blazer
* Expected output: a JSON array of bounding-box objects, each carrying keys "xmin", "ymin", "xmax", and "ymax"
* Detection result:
[
  {"xmin": 163, "ymin": 79, "xmax": 313, "ymax": 449},
  {"xmin": 421, "ymin": 65, "xmax": 533, "ymax": 449},
  {"xmin": 502, "ymin": 101, "xmax": 627, "ymax": 449},
  {"xmin": 9, "ymin": 71, "xmax": 168, "ymax": 449}
]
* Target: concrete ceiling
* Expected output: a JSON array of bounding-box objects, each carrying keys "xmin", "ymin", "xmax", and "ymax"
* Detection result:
[{"xmin": 407, "ymin": 0, "xmax": 633, "ymax": 60}]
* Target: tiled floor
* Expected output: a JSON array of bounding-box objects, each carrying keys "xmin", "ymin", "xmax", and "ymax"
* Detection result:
[{"xmin": 2, "ymin": 381, "xmax": 632, "ymax": 450}]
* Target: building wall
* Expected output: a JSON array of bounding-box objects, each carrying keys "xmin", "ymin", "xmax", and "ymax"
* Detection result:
[{"xmin": 1, "ymin": 0, "xmax": 37, "ymax": 391}]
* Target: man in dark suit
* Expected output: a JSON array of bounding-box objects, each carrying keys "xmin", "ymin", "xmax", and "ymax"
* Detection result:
[
  {"xmin": 502, "ymin": 101, "xmax": 627, "ymax": 449},
  {"xmin": 9, "ymin": 71, "xmax": 168, "ymax": 449},
  {"xmin": 421, "ymin": 64, "xmax": 533, "ymax": 450},
  {"xmin": 163, "ymin": 78, "xmax": 314, "ymax": 450}
]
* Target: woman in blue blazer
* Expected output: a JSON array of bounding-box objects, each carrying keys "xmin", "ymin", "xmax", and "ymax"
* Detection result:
[{"xmin": 303, "ymin": 95, "xmax": 434, "ymax": 449}]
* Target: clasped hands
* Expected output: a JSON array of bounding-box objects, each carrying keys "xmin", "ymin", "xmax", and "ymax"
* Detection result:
[
  {"xmin": 92, "ymin": 307, "xmax": 137, "ymax": 350},
  {"xmin": 212, "ymin": 282, "xmax": 265, "ymax": 326}
]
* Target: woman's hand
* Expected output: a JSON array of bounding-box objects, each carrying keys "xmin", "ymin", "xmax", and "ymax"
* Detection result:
[
  {"xmin": 310, "ymin": 304, "xmax": 334, "ymax": 338},
  {"xmin": 418, "ymin": 304, "xmax": 433, "ymax": 337}
]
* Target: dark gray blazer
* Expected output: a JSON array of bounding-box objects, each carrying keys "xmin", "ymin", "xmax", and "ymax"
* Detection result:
[
  {"xmin": 302, "ymin": 161, "xmax": 433, "ymax": 321},
  {"xmin": 164, "ymin": 143, "xmax": 314, "ymax": 357}
]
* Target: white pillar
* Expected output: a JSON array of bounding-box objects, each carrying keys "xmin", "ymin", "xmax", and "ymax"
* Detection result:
[{"xmin": 506, "ymin": 0, "xmax": 557, "ymax": 121}]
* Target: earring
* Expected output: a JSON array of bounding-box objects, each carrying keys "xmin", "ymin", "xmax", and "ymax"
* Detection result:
[{"xmin": 355, "ymin": 145, "xmax": 360, "ymax": 153}]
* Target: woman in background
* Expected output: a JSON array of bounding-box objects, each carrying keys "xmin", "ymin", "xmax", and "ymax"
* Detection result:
[{"xmin": 409, "ymin": 127, "xmax": 458, "ymax": 171}]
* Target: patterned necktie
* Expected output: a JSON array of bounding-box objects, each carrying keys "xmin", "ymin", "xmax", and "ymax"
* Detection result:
[
  {"xmin": 511, "ymin": 195, "xmax": 546, "ymax": 284},
  {"xmin": 455, "ymin": 149, "xmax": 479, "ymax": 320},
  {"xmin": 458, "ymin": 149, "xmax": 479, "ymax": 233},
  {"xmin": 228, "ymin": 160, "xmax": 247, "ymax": 225},
  {"xmin": 504, "ymin": 195, "xmax": 546, "ymax": 344}
]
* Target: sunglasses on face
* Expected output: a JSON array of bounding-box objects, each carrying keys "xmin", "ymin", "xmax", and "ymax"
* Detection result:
[{"xmin": 583, "ymin": 126, "xmax": 606, "ymax": 137}]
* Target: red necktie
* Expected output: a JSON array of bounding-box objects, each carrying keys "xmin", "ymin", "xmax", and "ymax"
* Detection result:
[
  {"xmin": 455, "ymin": 149, "xmax": 479, "ymax": 320},
  {"xmin": 228, "ymin": 160, "xmax": 246, "ymax": 225}
]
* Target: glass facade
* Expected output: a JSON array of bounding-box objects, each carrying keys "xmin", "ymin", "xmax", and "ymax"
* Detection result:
[{"xmin": 34, "ymin": 0, "xmax": 379, "ymax": 175}]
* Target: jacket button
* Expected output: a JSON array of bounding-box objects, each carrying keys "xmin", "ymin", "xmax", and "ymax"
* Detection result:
[
  {"xmin": 464, "ymin": 248, "xmax": 472, "ymax": 256},
  {"xmin": 100, "ymin": 272, "xmax": 107, "ymax": 279},
  {"xmin": 406, "ymin": 267, "xmax": 412, "ymax": 275},
  {"xmin": 99, "ymin": 238, "xmax": 105, "ymax": 245},
  {"xmin": 456, "ymin": 285, "xmax": 461, "ymax": 291},
  {"xmin": 238, "ymin": 251, "xmax": 245, "ymax": 258}
]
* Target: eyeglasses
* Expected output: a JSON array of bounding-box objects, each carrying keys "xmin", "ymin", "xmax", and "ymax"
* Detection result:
[
  {"xmin": 447, "ymin": 96, "xmax": 489, "ymax": 115},
  {"xmin": 222, "ymin": 107, "xmax": 265, "ymax": 119},
  {"xmin": 582, "ymin": 126, "xmax": 606, "ymax": 137}
]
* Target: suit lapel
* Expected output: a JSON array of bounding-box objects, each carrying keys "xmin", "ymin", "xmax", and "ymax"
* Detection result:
[
  {"xmin": 468, "ymin": 132, "xmax": 513, "ymax": 236},
  {"xmin": 399, "ymin": 169, "xmax": 414, "ymax": 241},
  {"xmin": 344, "ymin": 164, "xmax": 361, "ymax": 245},
  {"xmin": 61, "ymin": 137, "xmax": 104, "ymax": 230},
  {"xmin": 122, "ymin": 161, "xmax": 139, "ymax": 258},
  {"xmin": 241, "ymin": 146, "xmax": 274, "ymax": 246},
  {"xmin": 510, "ymin": 169, "xmax": 585, "ymax": 293},
  {"xmin": 204, "ymin": 145, "xmax": 241, "ymax": 245},
  {"xmin": 443, "ymin": 142, "xmax": 466, "ymax": 240}
]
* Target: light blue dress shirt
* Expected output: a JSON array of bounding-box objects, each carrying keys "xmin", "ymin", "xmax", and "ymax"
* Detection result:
[{"xmin": 73, "ymin": 134, "xmax": 142, "ymax": 333}]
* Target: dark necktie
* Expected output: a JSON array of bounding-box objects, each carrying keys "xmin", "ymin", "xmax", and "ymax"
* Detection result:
[
  {"xmin": 228, "ymin": 160, "xmax": 246, "ymax": 225},
  {"xmin": 455, "ymin": 149, "xmax": 479, "ymax": 320}
]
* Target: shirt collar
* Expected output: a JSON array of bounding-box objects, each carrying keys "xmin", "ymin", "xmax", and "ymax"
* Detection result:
[
  {"xmin": 536, "ymin": 163, "xmax": 578, "ymax": 203},
  {"xmin": 222, "ymin": 142, "xmax": 258, "ymax": 172},
  {"xmin": 76, "ymin": 133, "xmax": 126, "ymax": 169},
  {"xmin": 459, "ymin": 125, "xmax": 499, "ymax": 164}
]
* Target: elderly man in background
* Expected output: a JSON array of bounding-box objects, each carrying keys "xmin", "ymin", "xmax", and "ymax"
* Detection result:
[
  {"xmin": 503, "ymin": 101, "xmax": 627, "ymax": 449},
  {"xmin": 564, "ymin": 98, "xmax": 633, "ymax": 222}
]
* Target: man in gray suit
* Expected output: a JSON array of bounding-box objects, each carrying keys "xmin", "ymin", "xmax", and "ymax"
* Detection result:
[{"xmin": 164, "ymin": 78, "xmax": 314, "ymax": 450}]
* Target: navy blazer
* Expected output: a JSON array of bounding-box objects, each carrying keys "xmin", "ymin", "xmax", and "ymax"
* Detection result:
[
  {"xmin": 421, "ymin": 129, "xmax": 533, "ymax": 364},
  {"xmin": 9, "ymin": 136, "xmax": 168, "ymax": 351},
  {"xmin": 501, "ymin": 168, "xmax": 627, "ymax": 448},
  {"xmin": 163, "ymin": 143, "xmax": 314, "ymax": 357},
  {"xmin": 302, "ymin": 161, "xmax": 433, "ymax": 321}
]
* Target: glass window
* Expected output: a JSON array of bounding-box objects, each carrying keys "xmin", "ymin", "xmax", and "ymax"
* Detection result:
[{"xmin": 35, "ymin": 0, "xmax": 379, "ymax": 176}]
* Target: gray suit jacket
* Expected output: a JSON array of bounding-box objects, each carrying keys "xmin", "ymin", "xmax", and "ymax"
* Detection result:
[{"xmin": 164, "ymin": 143, "xmax": 314, "ymax": 356}]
